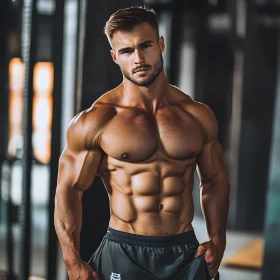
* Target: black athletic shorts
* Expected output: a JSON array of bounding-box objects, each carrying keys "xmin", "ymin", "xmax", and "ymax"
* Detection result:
[{"xmin": 88, "ymin": 227, "xmax": 219, "ymax": 280}]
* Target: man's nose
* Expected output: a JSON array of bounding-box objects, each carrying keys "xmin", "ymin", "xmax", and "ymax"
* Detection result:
[{"xmin": 134, "ymin": 49, "xmax": 145, "ymax": 64}]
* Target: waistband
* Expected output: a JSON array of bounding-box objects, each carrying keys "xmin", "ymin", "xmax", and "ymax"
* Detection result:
[{"xmin": 105, "ymin": 227, "xmax": 197, "ymax": 247}]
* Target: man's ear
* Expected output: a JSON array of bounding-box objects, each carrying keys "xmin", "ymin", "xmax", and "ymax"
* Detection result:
[
  {"xmin": 110, "ymin": 49, "xmax": 119, "ymax": 64},
  {"xmin": 159, "ymin": 36, "xmax": 165, "ymax": 53}
]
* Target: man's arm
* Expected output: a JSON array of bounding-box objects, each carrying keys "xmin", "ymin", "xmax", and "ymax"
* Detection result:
[
  {"xmin": 54, "ymin": 110, "xmax": 101, "ymax": 279},
  {"xmin": 197, "ymin": 139, "xmax": 230, "ymax": 239},
  {"xmin": 192, "ymin": 102, "xmax": 230, "ymax": 277}
]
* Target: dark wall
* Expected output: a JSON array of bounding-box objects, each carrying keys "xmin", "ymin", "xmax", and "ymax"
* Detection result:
[
  {"xmin": 195, "ymin": 31, "xmax": 233, "ymax": 150},
  {"xmin": 235, "ymin": 21, "xmax": 279, "ymax": 232}
]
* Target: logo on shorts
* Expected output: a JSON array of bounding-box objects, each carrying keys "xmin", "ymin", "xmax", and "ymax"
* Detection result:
[{"xmin": 110, "ymin": 272, "xmax": 121, "ymax": 280}]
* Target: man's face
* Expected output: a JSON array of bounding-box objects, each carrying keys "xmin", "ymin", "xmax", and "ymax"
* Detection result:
[{"xmin": 110, "ymin": 22, "xmax": 165, "ymax": 87}]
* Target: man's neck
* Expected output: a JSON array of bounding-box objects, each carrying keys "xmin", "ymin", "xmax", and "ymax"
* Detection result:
[{"xmin": 121, "ymin": 72, "xmax": 170, "ymax": 113}]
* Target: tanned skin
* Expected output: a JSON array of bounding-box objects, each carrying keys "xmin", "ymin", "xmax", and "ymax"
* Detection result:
[{"xmin": 54, "ymin": 22, "xmax": 230, "ymax": 280}]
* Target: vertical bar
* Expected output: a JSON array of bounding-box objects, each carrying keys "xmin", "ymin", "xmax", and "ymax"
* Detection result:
[
  {"xmin": 2, "ymin": 160, "xmax": 16, "ymax": 279},
  {"xmin": 74, "ymin": 0, "xmax": 87, "ymax": 114},
  {"xmin": 47, "ymin": 0, "xmax": 65, "ymax": 279},
  {"xmin": 20, "ymin": 0, "xmax": 38, "ymax": 279},
  {"xmin": 227, "ymin": 0, "xmax": 244, "ymax": 229},
  {"xmin": 262, "ymin": 36, "xmax": 280, "ymax": 280},
  {"xmin": 0, "ymin": 0, "xmax": 9, "ymax": 161},
  {"xmin": 6, "ymin": 160, "xmax": 15, "ymax": 276},
  {"xmin": 0, "ymin": 0, "xmax": 10, "ymax": 233},
  {"xmin": 228, "ymin": 53, "xmax": 244, "ymax": 228}
]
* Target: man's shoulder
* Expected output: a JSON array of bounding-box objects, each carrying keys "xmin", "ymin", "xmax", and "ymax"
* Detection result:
[
  {"xmin": 75, "ymin": 87, "xmax": 122, "ymax": 127},
  {"xmin": 186, "ymin": 102, "xmax": 218, "ymax": 142},
  {"xmin": 180, "ymin": 99, "xmax": 214, "ymax": 121},
  {"xmin": 94, "ymin": 86, "xmax": 122, "ymax": 107},
  {"xmin": 169, "ymin": 85, "xmax": 202, "ymax": 112},
  {"xmin": 66, "ymin": 91, "xmax": 120, "ymax": 149},
  {"xmin": 72, "ymin": 103, "xmax": 116, "ymax": 129},
  {"xmin": 169, "ymin": 86, "xmax": 218, "ymax": 141},
  {"xmin": 168, "ymin": 84, "xmax": 193, "ymax": 104}
]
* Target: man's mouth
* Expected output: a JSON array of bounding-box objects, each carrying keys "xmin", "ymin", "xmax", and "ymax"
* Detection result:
[{"xmin": 134, "ymin": 66, "xmax": 150, "ymax": 73}]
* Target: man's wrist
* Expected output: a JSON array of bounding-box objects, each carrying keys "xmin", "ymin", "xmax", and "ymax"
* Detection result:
[
  {"xmin": 64, "ymin": 254, "xmax": 83, "ymax": 269},
  {"xmin": 209, "ymin": 231, "xmax": 226, "ymax": 245}
]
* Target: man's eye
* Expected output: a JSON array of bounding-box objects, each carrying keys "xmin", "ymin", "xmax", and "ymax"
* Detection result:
[
  {"xmin": 122, "ymin": 50, "xmax": 132, "ymax": 54},
  {"xmin": 143, "ymin": 45, "xmax": 152, "ymax": 49}
]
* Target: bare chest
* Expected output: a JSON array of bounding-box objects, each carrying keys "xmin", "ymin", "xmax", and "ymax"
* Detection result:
[{"xmin": 99, "ymin": 107, "xmax": 205, "ymax": 162}]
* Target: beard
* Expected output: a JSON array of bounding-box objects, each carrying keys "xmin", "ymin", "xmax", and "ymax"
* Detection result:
[{"xmin": 121, "ymin": 55, "xmax": 163, "ymax": 87}]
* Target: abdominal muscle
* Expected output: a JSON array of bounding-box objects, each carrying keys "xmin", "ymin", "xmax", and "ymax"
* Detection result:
[{"xmin": 103, "ymin": 165, "xmax": 195, "ymax": 236}]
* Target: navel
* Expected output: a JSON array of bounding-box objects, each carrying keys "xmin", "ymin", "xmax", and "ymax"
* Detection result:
[{"xmin": 159, "ymin": 204, "xmax": 164, "ymax": 211}]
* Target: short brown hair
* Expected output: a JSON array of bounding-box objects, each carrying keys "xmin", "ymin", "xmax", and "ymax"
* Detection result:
[{"xmin": 104, "ymin": 6, "xmax": 159, "ymax": 39}]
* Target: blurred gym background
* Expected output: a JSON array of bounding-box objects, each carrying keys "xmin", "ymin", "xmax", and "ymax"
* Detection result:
[{"xmin": 0, "ymin": 0, "xmax": 279, "ymax": 279}]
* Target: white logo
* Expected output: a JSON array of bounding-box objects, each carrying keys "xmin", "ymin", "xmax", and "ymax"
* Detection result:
[{"xmin": 110, "ymin": 272, "xmax": 121, "ymax": 280}]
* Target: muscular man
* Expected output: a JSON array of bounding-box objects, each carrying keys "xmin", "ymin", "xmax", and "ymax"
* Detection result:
[{"xmin": 55, "ymin": 6, "xmax": 230, "ymax": 280}]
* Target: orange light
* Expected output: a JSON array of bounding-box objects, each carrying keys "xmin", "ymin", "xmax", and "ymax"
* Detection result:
[
  {"xmin": 33, "ymin": 62, "xmax": 54, "ymax": 94},
  {"xmin": 8, "ymin": 58, "xmax": 24, "ymax": 157},
  {"xmin": 33, "ymin": 62, "xmax": 54, "ymax": 164},
  {"xmin": 9, "ymin": 58, "xmax": 25, "ymax": 92}
]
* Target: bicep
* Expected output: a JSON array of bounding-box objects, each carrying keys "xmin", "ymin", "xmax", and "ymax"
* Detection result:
[
  {"xmin": 196, "ymin": 140, "xmax": 225, "ymax": 183},
  {"xmin": 57, "ymin": 146, "xmax": 102, "ymax": 193},
  {"xmin": 190, "ymin": 102, "xmax": 226, "ymax": 183},
  {"xmin": 56, "ymin": 110, "xmax": 103, "ymax": 193}
]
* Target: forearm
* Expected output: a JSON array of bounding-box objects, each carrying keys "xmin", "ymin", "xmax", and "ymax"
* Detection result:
[
  {"xmin": 54, "ymin": 186, "xmax": 83, "ymax": 267},
  {"xmin": 200, "ymin": 172, "xmax": 230, "ymax": 242}
]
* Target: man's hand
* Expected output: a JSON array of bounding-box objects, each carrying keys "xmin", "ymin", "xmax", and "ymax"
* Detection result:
[
  {"xmin": 193, "ymin": 238, "xmax": 225, "ymax": 278},
  {"xmin": 67, "ymin": 260, "xmax": 100, "ymax": 280}
]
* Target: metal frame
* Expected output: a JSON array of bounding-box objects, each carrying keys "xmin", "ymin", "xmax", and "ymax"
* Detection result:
[{"xmin": 20, "ymin": 0, "xmax": 38, "ymax": 279}]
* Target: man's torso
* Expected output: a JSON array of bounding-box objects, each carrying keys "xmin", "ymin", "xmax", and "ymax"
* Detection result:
[{"xmin": 88, "ymin": 85, "xmax": 206, "ymax": 236}]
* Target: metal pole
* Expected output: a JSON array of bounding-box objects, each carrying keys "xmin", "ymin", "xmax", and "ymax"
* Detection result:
[
  {"xmin": 227, "ymin": 0, "xmax": 244, "ymax": 229},
  {"xmin": 6, "ymin": 160, "xmax": 15, "ymax": 278},
  {"xmin": 20, "ymin": 0, "xmax": 38, "ymax": 279},
  {"xmin": 74, "ymin": 0, "xmax": 87, "ymax": 114},
  {"xmin": 1, "ymin": 160, "xmax": 17, "ymax": 280},
  {"xmin": 47, "ymin": 0, "xmax": 65, "ymax": 279},
  {"xmin": 0, "ymin": 0, "xmax": 10, "ymax": 224}
]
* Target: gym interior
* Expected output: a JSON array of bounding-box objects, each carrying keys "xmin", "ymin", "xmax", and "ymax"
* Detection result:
[{"xmin": 0, "ymin": 0, "xmax": 279, "ymax": 279}]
